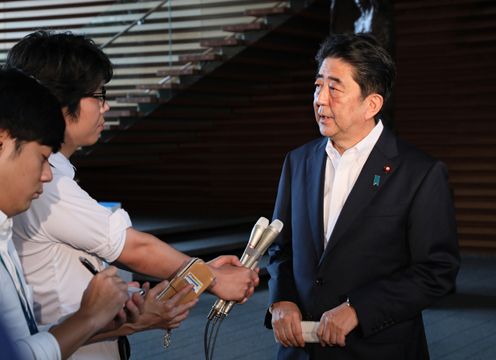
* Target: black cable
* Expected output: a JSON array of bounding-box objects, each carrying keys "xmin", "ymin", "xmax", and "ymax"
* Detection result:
[
  {"xmin": 205, "ymin": 315, "xmax": 218, "ymax": 360},
  {"xmin": 207, "ymin": 316, "xmax": 219, "ymax": 357},
  {"xmin": 205, "ymin": 313, "xmax": 227, "ymax": 360},
  {"xmin": 209, "ymin": 316, "xmax": 224, "ymax": 360},
  {"xmin": 204, "ymin": 318, "xmax": 212, "ymax": 360}
]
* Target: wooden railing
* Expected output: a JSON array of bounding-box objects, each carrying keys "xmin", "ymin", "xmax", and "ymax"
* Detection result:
[{"xmin": 0, "ymin": 0, "xmax": 292, "ymax": 119}]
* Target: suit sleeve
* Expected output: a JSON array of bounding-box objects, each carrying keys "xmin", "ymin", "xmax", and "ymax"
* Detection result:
[
  {"xmin": 349, "ymin": 161, "xmax": 460, "ymax": 337},
  {"xmin": 264, "ymin": 154, "xmax": 301, "ymax": 328}
]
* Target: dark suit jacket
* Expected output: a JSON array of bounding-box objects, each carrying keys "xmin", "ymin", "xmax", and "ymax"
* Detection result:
[{"xmin": 265, "ymin": 127, "xmax": 460, "ymax": 360}]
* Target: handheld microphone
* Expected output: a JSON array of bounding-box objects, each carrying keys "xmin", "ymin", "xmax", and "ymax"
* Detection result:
[
  {"xmin": 208, "ymin": 217, "xmax": 269, "ymax": 319},
  {"xmin": 240, "ymin": 217, "xmax": 270, "ymax": 264},
  {"xmin": 208, "ymin": 218, "xmax": 283, "ymax": 319}
]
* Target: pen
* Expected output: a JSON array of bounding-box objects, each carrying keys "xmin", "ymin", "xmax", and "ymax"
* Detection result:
[
  {"xmin": 79, "ymin": 256, "xmax": 145, "ymax": 296},
  {"xmin": 79, "ymin": 256, "xmax": 98, "ymax": 275}
]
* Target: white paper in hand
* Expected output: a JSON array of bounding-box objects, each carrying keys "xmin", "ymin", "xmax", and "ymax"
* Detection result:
[{"xmin": 301, "ymin": 321, "xmax": 320, "ymax": 343}]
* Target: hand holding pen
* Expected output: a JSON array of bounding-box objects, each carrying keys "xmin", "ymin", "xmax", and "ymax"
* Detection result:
[
  {"xmin": 76, "ymin": 264, "xmax": 130, "ymax": 331},
  {"xmin": 79, "ymin": 257, "xmax": 146, "ymax": 330},
  {"xmin": 79, "ymin": 257, "xmax": 145, "ymax": 297},
  {"xmin": 80, "ymin": 257, "xmax": 197, "ymax": 335}
]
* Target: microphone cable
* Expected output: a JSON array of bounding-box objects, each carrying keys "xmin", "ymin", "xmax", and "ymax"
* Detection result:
[
  {"xmin": 204, "ymin": 313, "xmax": 225, "ymax": 360},
  {"xmin": 203, "ymin": 218, "xmax": 283, "ymax": 359}
]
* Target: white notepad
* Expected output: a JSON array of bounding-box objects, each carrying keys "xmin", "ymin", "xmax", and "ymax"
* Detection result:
[
  {"xmin": 301, "ymin": 321, "xmax": 320, "ymax": 343},
  {"xmin": 272, "ymin": 321, "xmax": 321, "ymax": 344}
]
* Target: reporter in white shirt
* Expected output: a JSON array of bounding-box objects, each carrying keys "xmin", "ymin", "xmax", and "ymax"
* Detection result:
[
  {"xmin": 8, "ymin": 31, "xmax": 259, "ymax": 360},
  {"xmin": 0, "ymin": 69, "xmax": 134, "ymax": 360}
]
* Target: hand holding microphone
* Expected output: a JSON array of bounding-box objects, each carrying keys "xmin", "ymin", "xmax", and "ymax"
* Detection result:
[
  {"xmin": 206, "ymin": 255, "xmax": 258, "ymax": 303},
  {"xmin": 208, "ymin": 217, "xmax": 284, "ymax": 319}
]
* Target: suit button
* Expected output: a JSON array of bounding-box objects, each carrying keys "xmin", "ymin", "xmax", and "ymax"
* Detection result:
[{"xmin": 315, "ymin": 278, "xmax": 323, "ymax": 285}]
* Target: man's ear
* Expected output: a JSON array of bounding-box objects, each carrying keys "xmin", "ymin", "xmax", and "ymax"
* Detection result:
[
  {"xmin": 0, "ymin": 129, "xmax": 8, "ymax": 151},
  {"xmin": 365, "ymin": 93, "xmax": 384, "ymax": 119},
  {"xmin": 0, "ymin": 130, "xmax": 15, "ymax": 156}
]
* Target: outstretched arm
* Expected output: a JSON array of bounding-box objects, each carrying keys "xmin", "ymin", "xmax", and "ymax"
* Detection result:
[
  {"xmin": 116, "ymin": 228, "xmax": 259, "ymax": 302},
  {"xmin": 116, "ymin": 228, "xmax": 190, "ymax": 279}
]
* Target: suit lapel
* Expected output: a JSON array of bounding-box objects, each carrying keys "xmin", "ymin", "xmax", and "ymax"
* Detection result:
[
  {"xmin": 306, "ymin": 138, "xmax": 327, "ymax": 259},
  {"xmin": 320, "ymin": 127, "xmax": 400, "ymax": 261}
]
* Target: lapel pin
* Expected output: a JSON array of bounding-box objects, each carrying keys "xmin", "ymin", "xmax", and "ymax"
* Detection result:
[
  {"xmin": 383, "ymin": 165, "xmax": 392, "ymax": 174},
  {"xmin": 373, "ymin": 175, "xmax": 381, "ymax": 187}
]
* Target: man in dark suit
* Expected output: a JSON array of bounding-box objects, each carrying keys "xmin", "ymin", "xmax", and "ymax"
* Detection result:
[{"xmin": 265, "ymin": 33, "xmax": 460, "ymax": 360}]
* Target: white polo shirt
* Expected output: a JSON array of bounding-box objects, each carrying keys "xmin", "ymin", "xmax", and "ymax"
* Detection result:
[
  {"xmin": 12, "ymin": 152, "xmax": 132, "ymax": 360},
  {"xmin": 0, "ymin": 211, "xmax": 61, "ymax": 360}
]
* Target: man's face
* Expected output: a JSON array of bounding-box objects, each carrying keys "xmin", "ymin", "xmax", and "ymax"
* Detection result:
[
  {"xmin": 64, "ymin": 84, "xmax": 110, "ymax": 148},
  {"xmin": 313, "ymin": 57, "xmax": 373, "ymax": 146},
  {"xmin": 0, "ymin": 132, "xmax": 52, "ymax": 217}
]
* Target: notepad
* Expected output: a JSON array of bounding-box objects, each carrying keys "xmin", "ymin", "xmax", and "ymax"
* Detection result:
[
  {"xmin": 156, "ymin": 258, "xmax": 215, "ymax": 304},
  {"xmin": 301, "ymin": 321, "xmax": 320, "ymax": 343}
]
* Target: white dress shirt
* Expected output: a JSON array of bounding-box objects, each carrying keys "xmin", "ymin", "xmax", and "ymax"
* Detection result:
[
  {"xmin": 12, "ymin": 152, "xmax": 132, "ymax": 360},
  {"xmin": 323, "ymin": 121, "xmax": 384, "ymax": 246},
  {"xmin": 0, "ymin": 211, "xmax": 61, "ymax": 360}
]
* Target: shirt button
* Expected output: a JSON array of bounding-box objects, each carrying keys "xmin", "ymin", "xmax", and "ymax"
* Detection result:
[{"xmin": 315, "ymin": 278, "xmax": 323, "ymax": 285}]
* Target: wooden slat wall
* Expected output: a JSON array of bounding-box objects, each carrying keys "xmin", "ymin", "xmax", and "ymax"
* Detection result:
[
  {"xmin": 76, "ymin": 0, "xmax": 496, "ymax": 252},
  {"xmin": 5, "ymin": 0, "xmax": 491, "ymax": 249},
  {"xmin": 393, "ymin": 0, "xmax": 496, "ymax": 250},
  {"xmin": 74, "ymin": 0, "xmax": 330, "ymax": 217}
]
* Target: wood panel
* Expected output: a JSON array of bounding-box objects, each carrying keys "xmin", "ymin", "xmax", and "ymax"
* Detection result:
[
  {"xmin": 393, "ymin": 0, "xmax": 496, "ymax": 251},
  {"xmin": 74, "ymin": 0, "xmax": 330, "ymax": 217}
]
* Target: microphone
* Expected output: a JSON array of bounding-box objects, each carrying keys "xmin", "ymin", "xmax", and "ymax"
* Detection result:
[
  {"xmin": 208, "ymin": 217, "xmax": 268, "ymax": 319},
  {"xmin": 208, "ymin": 218, "xmax": 283, "ymax": 319},
  {"xmin": 240, "ymin": 217, "xmax": 270, "ymax": 264}
]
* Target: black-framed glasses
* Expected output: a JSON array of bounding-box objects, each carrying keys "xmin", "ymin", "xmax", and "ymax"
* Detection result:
[{"xmin": 85, "ymin": 87, "xmax": 106, "ymax": 106}]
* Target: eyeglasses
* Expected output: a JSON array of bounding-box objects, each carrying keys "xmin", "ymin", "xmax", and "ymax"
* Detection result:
[{"xmin": 85, "ymin": 87, "xmax": 106, "ymax": 106}]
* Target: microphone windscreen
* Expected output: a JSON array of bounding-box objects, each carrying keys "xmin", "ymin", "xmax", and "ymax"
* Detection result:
[
  {"xmin": 255, "ymin": 217, "xmax": 270, "ymax": 228},
  {"xmin": 269, "ymin": 219, "xmax": 283, "ymax": 233}
]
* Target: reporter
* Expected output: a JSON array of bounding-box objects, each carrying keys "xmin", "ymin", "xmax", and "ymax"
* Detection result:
[
  {"xmin": 0, "ymin": 69, "xmax": 131, "ymax": 360},
  {"xmin": 6, "ymin": 31, "xmax": 258, "ymax": 359}
]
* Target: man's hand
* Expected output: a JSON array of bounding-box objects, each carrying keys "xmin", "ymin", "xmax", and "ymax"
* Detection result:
[
  {"xmin": 49, "ymin": 266, "xmax": 129, "ymax": 358},
  {"xmin": 78, "ymin": 266, "xmax": 129, "ymax": 332},
  {"xmin": 271, "ymin": 301, "xmax": 305, "ymax": 348},
  {"xmin": 207, "ymin": 255, "xmax": 259, "ymax": 303},
  {"xmin": 125, "ymin": 280, "xmax": 198, "ymax": 332},
  {"xmin": 122, "ymin": 281, "xmax": 145, "ymax": 325},
  {"xmin": 317, "ymin": 302, "xmax": 358, "ymax": 347}
]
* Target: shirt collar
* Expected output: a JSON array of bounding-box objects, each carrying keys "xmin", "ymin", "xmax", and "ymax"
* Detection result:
[
  {"xmin": 0, "ymin": 210, "xmax": 12, "ymax": 252},
  {"xmin": 326, "ymin": 120, "xmax": 384, "ymax": 160},
  {"xmin": 49, "ymin": 152, "xmax": 76, "ymax": 179},
  {"xmin": 0, "ymin": 210, "xmax": 10, "ymax": 231},
  {"xmin": 353, "ymin": 120, "xmax": 384, "ymax": 156}
]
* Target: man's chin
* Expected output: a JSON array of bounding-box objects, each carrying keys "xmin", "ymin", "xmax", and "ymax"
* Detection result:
[
  {"xmin": 85, "ymin": 136, "xmax": 101, "ymax": 147},
  {"xmin": 16, "ymin": 201, "xmax": 33, "ymax": 216},
  {"xmin": 318, "ymin": 125, "xmax": 337, "ymax": 138}
]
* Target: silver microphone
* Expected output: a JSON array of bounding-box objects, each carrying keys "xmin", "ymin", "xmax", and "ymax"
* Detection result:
[
  {"xmin": 208, "ymin": 217, "xmax": 269, "ymax": 319},
  {"xmin": 208, "ymin": 219, "xmax": 284, "ymax": 319},
  {"xmin": 240, "ymin": 217, "xmax": 270, "ymax": 264}
]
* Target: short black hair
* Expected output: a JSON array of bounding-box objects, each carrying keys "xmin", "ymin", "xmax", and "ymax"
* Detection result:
[
  {"xmin": 5, "ymin": 30, "xmax": 113, "ymax": 119},
  {"xmin": 0, "ymin": 69, "xmax": 65, "ymax": 152},
  {"xmin": 315, "ymin": 33, "xmax": 396, "ymax": 103}
]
